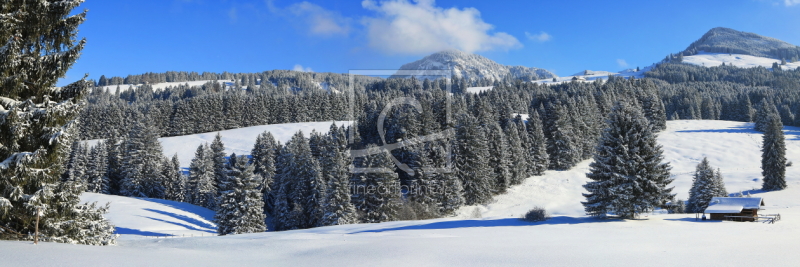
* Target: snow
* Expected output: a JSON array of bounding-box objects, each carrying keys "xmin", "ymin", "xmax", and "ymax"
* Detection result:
[
  {"xmin": 80, "ymin": 193, "xmax": 216, "ymax": 238},
  {"xmin": 465, "ymin": 86, "xmax": 493, "ymax": 93},
  {"xmin": 683, "ymin": 52, "xmax": 800, "ymax": 70},
  {"xmin": 5, "ymin": 120, "xmax": 800, "ymax": 266},
  {"xmin": 531, "ymin": 67, "xmax": 650, "ymax": 85},
  {"xmin": 98, "ymin": 80, "xmax": 234, "ymax": 93},
  {"xmin": 86, "ymin": 121, "xmax": 351, "ymax": 168},
  {"xmin": 704, "ymin": 197, "xmax": 763, "ymax": 213}
]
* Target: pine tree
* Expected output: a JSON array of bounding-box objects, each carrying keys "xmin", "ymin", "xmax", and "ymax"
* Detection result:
[
  {"xmin": 63, "ymin": 141, "xmax": 89, "ymax": 191},
  {"xmin": 525, "ymin": 111, "xmax": 549, "ymax": 175},
  {"xmin": 162, "ymin": 154, "xmax": 186, "ymax": 202},
  {"xmin": 188, "ymin": 144, "xmax": 216, "ymax": 209},
  {"xmin": 754, "ymin": 99, "xmax": 780, "ymax": 132},
  {"xmin": 686, "ymin": 158, "xmax": 727, "ymax": 213},
  {"xmin": 319, "ymin": 125, "xmax": 358, "ymax": 226},
  {"xmin": 505, "ymin": 122, "xmax": 528, "ymax": 185},
  {"xmin": 431, "ymin": 142, "xmax": 464, "ymax": 215},
  {"xmin": 486, "ymin": 122, "xmax": 512, "ymax": 193},
  {"xmin": 215, "ymin": 155, "xmax": 266, "ymax": 235},
  {"xmin": 762, "ymin": 117, "xmax": 787, "ymax": 191},
  {"xmin": 582, "ymin": 101, "xmax": 674, "ymax": 219},
  {"xmin": 251, "ymin": 131, "xmax": 277, "ymax": 214},
  {"xmin": 87, "ymin": 142, "xmax": 109, "ymax": 194},
  {"xmin": 454, "ymin": 114, "xmax": 493, "ymax": 205},
  {"xmin": 210, "ymin": 133, "xmax": 226, "ymax": 207},
  {"xmin": 543, "ymin": 101, "xmax": 578, "ymax": 170},
  {"xmin": 352, "ymin": 145, "xmax": 402, "ymax": 223},
  {"xmin": 120, "ymin": 122, "xmax": 164, "ymax": 198},
  {"xmin": 0, "ymin": 0, "xmax": 115, "ymax": 244}
]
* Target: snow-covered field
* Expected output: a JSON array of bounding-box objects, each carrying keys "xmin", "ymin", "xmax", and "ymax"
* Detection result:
[
  {"xmin": 98, "ymin": 80, "xmax": 234, "ymax": 93},
  {"xmin": 4, "ymin": 120, "xmax": 800, "ymax": 266},
  {"xmin": 88, "ymin": 121, "xmax": 351, "ymax": 168},
  {"xmin": 683, "ymin": 52, "xmax": 800, "ymax": 70}
]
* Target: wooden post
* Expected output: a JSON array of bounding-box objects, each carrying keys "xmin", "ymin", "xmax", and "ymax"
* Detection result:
[{"xmin": 34, "ymin": 207, "xmax": 40, "ymax": 245}]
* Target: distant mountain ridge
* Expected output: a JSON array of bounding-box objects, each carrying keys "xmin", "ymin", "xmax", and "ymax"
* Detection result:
[
  {"xmin": 396, "ymin": 49, "xmax": 556, "ymax": 81},
  {"xmin": 682, "ymin": 27, "xmax": 800, "ymax": 61}
]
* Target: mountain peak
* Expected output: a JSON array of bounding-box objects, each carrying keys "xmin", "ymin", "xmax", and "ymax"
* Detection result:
[
  {"xmin": 397, "ymin": 50, "xmax": 555, "ymax": 81},
  {"xmin": 683, "ymin": 27, "xmax": 799, "ymax": 59}
]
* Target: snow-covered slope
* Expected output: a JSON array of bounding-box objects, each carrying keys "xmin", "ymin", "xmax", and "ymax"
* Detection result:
[
  {"xmin": 87, "ymin": 121, "xmax": 351, "ymax": 168},
  {"xmin": 397, "ymin": 49, "xmax": 555, "ymax": 81},
  {"xmin": 683, "ymin": 52, "xmax": 800, "ymax": 70},
  {"xmin": 5, "ymin": 120, "xmax": 800, "ymax": 266},
  {"xmin": 80, "ymin": 193, "xmax": 216, "ymax": 238},
  {"xmin": 531, "ymin": 67, "xmax": 649, "ymax": 85},
  {"xmin": 98, "ymin": 80, "xmax": 234, "ymax": 93},
  {"xmin": 683, "ymin": 27, "xmax": 800, "ymax": 59}
]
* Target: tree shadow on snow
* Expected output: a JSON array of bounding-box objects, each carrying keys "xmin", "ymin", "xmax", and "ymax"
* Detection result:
[
  {"xmin": 143, "ymin": 208, "xmax": 216, "ymax": 229},
  {"xmin": 139, "ymin": 215, "xmax": 216, "ymax": 233},
  {"xmin": 353, "ymin": 216, "xmax": 619, "ymax": 233},
  {"xmin": 663, "ymin": 217, "xmax": 724, "ymax": 223},
  {"xmin": 675, "ymin": 126, "xmax": 757, "ymax": 135},
  {"xmin": 138, "ymin": 198, "xmax": 215, "ymax": 220},
  {"xmin": 114, "ymin": 227, "xmax": 173, "ymax": 236}
]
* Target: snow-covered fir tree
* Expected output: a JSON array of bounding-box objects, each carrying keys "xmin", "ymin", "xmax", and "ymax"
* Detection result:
[
  {"xmin": 754, "ymin": 99, "xmax": 781, "ymax": 132},
  {"xmin": 188, "ymin": 144, "xmax": 216, "ymax": 209},
  {"xmin": 505, "ymin": 121, "xmax": 528, "ymax": 186},
  {"xmin": 0, "ymin": 0, "xmax": 115, "ymax": 244},
  {"xmin": 525, "ymin": 111, "xmax": 549, "ymax": 176},
  {"xmin": 63, "ymin": 141, "xmax": 89, "ymax": 190},
  {"xmin": 215, "ymin": 155, "xmax": 267, "ymax": 235},
  {"xmin": 120, "ymin": 122, "xmax": 165, "ymax": 198},
  {"xmin": 543, "ymin": 101, "xmax": 578, "ymax": 170},
  {"xmin": 352, "ymin": 145, "xmax": 402, "ymax": 223},
  {"xmin": 582, "ymin": 101, "xmax": 674, "ymax": 219},
  {"xmin": 87, "ymin": 142, "xmax": 109, "ymax": 194},
  {"xmin": 762, "ymin": 116, "xmax": 787, "ymax": 191},
  {"xmin": 210, "ymin": 133, "xmax": 227, "ymax": 208},
  {"xmin": 162, "ymin": 154, "xmax": 186, "ymax": 202},
  {"xmin": 319, "ymin": 125, "xmax": 358, "ymax": 226},
  {"xmin": 251, "ymin": 131, "xmax": 277, "ymax": 214},
  {"xmin": 431, "ymin": 142, "xmax": 464, "ymax": 215},
  {"xmin": 486, "ymin": 122, "xmax": 512, "ymax": 193},
  {"xmin": 454, "ymin": 113, "xmax": 493, "ymax": 205},
  {"xmin": 686, "ymin": 158, "xmax": 728, "ymax": 213}
]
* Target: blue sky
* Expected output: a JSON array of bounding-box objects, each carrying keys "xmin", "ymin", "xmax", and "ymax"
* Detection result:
[{"xmin": 61, "ymin": 0, "xmax": 800, "ymax": 85}]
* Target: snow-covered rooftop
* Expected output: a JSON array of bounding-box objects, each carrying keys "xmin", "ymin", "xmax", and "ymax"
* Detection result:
[{"xmin": 704, "ymin": 197, "xmax": 764, "ymax": 214}]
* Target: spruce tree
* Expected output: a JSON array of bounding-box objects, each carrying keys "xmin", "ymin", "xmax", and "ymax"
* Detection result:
[
  {"xmin": 454, "ymin": 114, "xmax": 493, "ymax": 205},
  {"xmin": 0, "ymin": 0, "xmax": 115, "ymax": 244},
  {"xmin": 319, "ymin": 125, "xmax": 357, "ymax": 226},
  {"xmin": 543, "ymin": 101, "xmax": 578, "ymax": 170},
  {"xmin": 215, "ymin": 155, "xmax": 266, "ymax": 235},
  {"xmin": 210, "ymin": 133, "xmax": 226, "ymax": 207},
  {"xmin": 582, "ymin": 102, "xmax": 674, "ymax": 219},
  {"xmin": 188, "ymin": 144, "xmax": 216, "ymax": 209},
  {"xmin": 87, "ymin": 142, "xmax": 109, "ymax": 194},
  {"xmin": 525, "ymin": 111, "xmax": 549, "ymax": 176},
  {"xmin": 162, "ymin": 154, "xmax": 186, "ymax": 202},
  {"xmin": 251, "ymin": 131, "xmax": 277, "ymax": 207},
  {"xmin": 754, "ymin": 99, "xmax": 780, "ymax": 132},
  {"xmin": 352, "ymin": 145, "xmax": 402, "ymax": 223},
  {"xmin": 762, "ymin": 117, "xmax": 787, "ymax": 191},
  {"xmin": 686, "ymin": 158, "xmax": 727, "ymax": 213}
]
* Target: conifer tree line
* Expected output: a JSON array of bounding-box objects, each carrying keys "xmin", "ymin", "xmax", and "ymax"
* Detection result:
[{"xmin": 66, "ymin": 75, "xmax": 668, "ymax": 231}]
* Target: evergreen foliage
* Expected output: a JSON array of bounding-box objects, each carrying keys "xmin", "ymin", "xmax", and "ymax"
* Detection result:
[
  {"xmin": 0, "ymin": 0, "xmax": 115, "ymax": 244},
  {"xmin": 762, "ymin": 116, "xmax": 787, "ymax": 191},
  {"xmin": 215, "ymin": 155, "xmax": 266, "ymax": 235},
  {"xmin": 582, "ymin": 102, "xmax": 674, "ymax": 219},
  {"xmin": 686, "ymin": 158, "xmax": 728, "ymax": 213}
]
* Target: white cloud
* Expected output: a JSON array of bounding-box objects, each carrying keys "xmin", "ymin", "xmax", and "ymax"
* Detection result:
[
  {"xmin": 360, "ymin": 0, "xmax": 522, "ymax": 54},
  {"xmin": 293, "ymin": 64, "xmax": 313, "ymax": 72},
  {"xmin": 786, "ymin": 0, "xmax": 800, "ymax": 6},
  {"xmin": 617, "ymin": 59, "xmax": 629, "ymax": 68},
  {"xmin": 525, "ymin": 31, "xmax": 551, "ymax": 42},
  {"xmin": 287, "ymin": 2, "xmax": 351, "ymax": 36}
]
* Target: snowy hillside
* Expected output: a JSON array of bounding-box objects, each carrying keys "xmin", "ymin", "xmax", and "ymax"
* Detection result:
[
  {"xmin": 683, "ymin": 27, "xmax": 800, "ymax": 59},
  {"xmin": 397, "ymin": 49, "xmax": 555, "ymax": 81},
  {"xmin": 531, "ymin": 67, "xmax": 648, "ymax": 85},
  {"xmin": 98, "ymin": 80, "xmax": 234, "ymax": 92},
  {"xmin": 683, "ymin": 52, "xmax": 800, "ymax": 70},
  {"xmin": 87, "ymin": 121, "xmax": 351, "ymax": 168},
  {"xmin": 5, "ymin": 120, "xmax": 800, "ymax": 266},
  {"xmin": 81, "ymin": 193, "xmax": 216, "ymax": 238}
]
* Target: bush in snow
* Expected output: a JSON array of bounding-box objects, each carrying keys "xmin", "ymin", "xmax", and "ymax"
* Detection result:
[{"xmin": 521, "ymin": 207, "xmax": 549, "ymax": 222}]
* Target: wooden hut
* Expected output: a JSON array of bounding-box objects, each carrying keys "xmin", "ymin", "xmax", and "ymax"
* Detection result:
[{"xmin": 704, "ymin": 197, "xmax": 765, "ymax": 222}]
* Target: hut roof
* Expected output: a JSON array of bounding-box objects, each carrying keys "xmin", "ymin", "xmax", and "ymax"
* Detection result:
[{"xmin": 704, "ymin": 197, "xmax": 764, "ymax": 214}]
